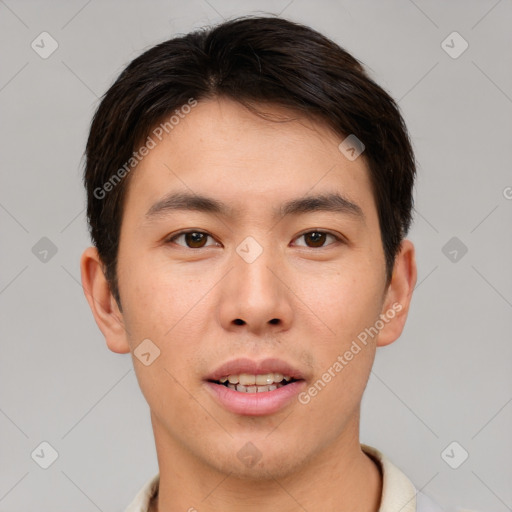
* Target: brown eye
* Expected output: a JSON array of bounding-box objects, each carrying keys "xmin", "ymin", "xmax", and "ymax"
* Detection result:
[
  {"xmin": 294, "ymin": 231, "xmax": 340, "ymax": 248},
  {"xmin": 184, "ymin": 232, "xmax": 208, "ymax": 248},
  {"xmin": 168, "ymin": 231, "xmax": 217, "ymax": 248},
  {"xmin": 304, "ymin": 232, "xmax": 327, "ymax": 247}
]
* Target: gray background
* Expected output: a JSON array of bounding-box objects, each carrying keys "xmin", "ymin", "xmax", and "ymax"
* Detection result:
[{"xmin": 1, "ymin": 0, "xmax": 511, "ymax": 510}]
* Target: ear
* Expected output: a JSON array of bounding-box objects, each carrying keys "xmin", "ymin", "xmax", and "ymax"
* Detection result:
[
  {"xmin": 80, "ymin": 246, "xmax": 130, "ymax": 354},
  {"xmin": 376, "ymin": 239, "xmax": 417, "ymax": 347}
]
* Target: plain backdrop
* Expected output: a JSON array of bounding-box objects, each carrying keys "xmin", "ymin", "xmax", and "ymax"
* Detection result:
[{"xmin": 1, "ymin": 1, "xmax": 511, "ymax": 511}]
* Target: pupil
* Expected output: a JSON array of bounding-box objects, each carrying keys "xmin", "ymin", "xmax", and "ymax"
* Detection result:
[
  {"xmin": 306, "ymin": 232, "xmax": 325, "ymax": 247},
  {"xmin": 186, "ymin": 232, "xmax": 206, "ymax": 248}
]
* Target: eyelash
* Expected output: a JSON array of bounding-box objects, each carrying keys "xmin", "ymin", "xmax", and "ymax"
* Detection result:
[{"xmin": 165, "ymin": 229, "xmax": 343, "ymax": 249}]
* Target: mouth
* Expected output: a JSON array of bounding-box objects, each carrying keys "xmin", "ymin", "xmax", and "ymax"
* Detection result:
[{"xmin": 203, "ymin": 358, "xmax": 307, "ymax": 416}]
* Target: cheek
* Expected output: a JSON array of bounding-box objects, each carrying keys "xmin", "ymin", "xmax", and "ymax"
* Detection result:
[
  {"xmin": 292, "ymin": 258, "xmax": 384, "ymax": 338},
  {"xmin": 119, "ymin": 255, "xmax": 193, "ymax": 335},
  {"xmin": 119, "ymin": 258, "xmax": 213, "ymax": 383}
]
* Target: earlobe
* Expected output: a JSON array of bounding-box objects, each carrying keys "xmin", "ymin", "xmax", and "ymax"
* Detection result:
[
  {"xmin": 376, "ymin": 239, "xmax": 417, "ymax": 347},
  {"xmin": 80, "ymin": 246, "xmax": 131, "ymax": 354}
]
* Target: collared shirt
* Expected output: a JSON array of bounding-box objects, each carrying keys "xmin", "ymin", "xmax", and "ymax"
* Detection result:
[{"xmin": 124, "ymin": 444, "xmax": 444, "ymax": 512}]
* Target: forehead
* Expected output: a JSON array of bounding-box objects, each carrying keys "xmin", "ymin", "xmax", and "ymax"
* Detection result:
[{"xmin": 123, "ymin": 97, "xmax": 376, "ymax": 223}]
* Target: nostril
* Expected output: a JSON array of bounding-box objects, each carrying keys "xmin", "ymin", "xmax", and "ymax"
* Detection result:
[
  {"xmin": 269, "ymin": 318, "xmax": 280, "ymax": 325},
  {"xmin": 233, "ymin": 319, "xmax": 245, "ymax": 325}
]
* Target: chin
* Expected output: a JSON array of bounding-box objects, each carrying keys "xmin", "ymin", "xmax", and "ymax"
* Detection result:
[{"xmin": 203, "ymin": 440, "xmax": 313, "ymax": 482}]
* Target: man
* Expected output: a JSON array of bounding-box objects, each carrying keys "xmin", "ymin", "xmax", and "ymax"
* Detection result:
[{"xmin": 80, "ymin": 15, "xmax": 444, "ymax": 512}]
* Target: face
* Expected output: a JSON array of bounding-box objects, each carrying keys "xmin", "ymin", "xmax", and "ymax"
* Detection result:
[{"xmin": 84, "ymin": 97, "xmax": 414, "ymax": 480}]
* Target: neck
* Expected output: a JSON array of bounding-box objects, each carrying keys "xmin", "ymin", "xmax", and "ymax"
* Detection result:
[{"xmin": 149, "ymin": 413, "xmax": 382, "ymax": 512}]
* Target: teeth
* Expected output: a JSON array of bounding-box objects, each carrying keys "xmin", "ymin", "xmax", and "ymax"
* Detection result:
[
  {"xmin": 255, "ymin": 374, "xmax": 274, "ymax": 385},
  {"xmin": 218, "ymin": 372, "xmax": 293, "ymax": 385},
  {"xmin": 239, "ymin": 373, "xmax": 255, "ymax": 386},
  {"xmin": 226, "ymin": 383, "xmax": 283, "ymax": 393}
]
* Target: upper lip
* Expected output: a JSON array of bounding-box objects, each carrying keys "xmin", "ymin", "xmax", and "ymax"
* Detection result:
[{"xmin": 206, "ymin": 358, "xmax": 305, "ymax": 382}]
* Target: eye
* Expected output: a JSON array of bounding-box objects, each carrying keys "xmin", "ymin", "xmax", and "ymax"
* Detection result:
[
  {"xmin": 166, "ymin": 230, "xmax": 219, "ymax": 249},
  {"xmin": 293, "ymin": 230, "xmax": 341, "ymax": 248},
  {"xmin": 165, "ymin": 230, "xmax": 342, "ymax": 249}
]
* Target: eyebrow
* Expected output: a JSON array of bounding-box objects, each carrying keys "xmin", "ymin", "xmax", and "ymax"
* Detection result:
[{"xmin": 145, "ymin": 191, "xmax": 365, "ymax": 222}]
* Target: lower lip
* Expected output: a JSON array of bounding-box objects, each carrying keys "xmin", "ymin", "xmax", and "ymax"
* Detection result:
[{"xmin": 204, "ymin": 380, "xmax": 305, "ymax": 416}]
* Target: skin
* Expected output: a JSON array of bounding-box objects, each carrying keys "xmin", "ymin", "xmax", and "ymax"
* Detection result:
[{"xmin": 81, "ymin": 97, "xmax": 416, "ymax": 512}]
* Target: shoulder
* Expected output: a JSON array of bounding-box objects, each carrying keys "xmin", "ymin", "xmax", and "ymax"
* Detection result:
[{"xmin": 361, "ymin": 444, "xmax": 446, "ymax": 512}]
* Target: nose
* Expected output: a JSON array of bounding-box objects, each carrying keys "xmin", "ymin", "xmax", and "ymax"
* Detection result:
[{"xmin": 217, "ymin": 244, "xmax": 294, "ymax": 335}]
